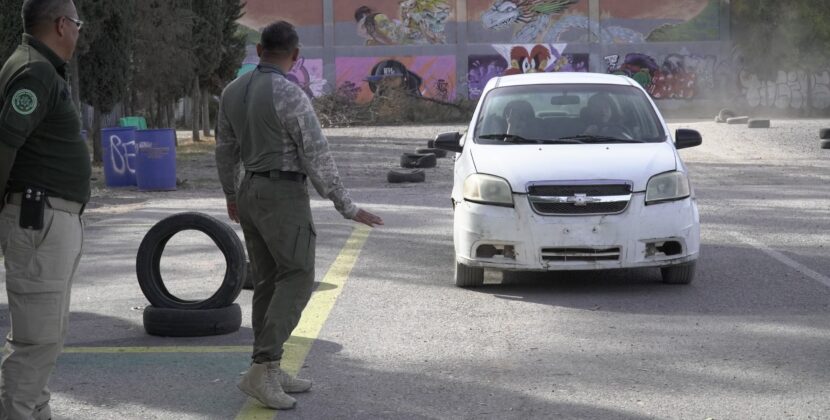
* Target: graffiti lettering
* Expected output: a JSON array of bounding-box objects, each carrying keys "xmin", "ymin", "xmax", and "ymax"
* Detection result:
[{"xmin": 109, "ymin": 135, "xmax": 136, "ymax": 176}]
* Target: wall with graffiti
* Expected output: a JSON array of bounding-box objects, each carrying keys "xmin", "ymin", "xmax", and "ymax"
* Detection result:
[
  {"xmin": 468, "ymin": 44, "xmax": 588, "ymax": 99},
  {"xmin": 468, "ymin": 0, "xmax": 589, "ymax": 43},
  {"xmin": 335, "ymin": 56, "xmax": 456, "ymax": 104},
  {"xmin": 603, "ymin": 52, "xmax": 717, "ymax": 100},
  {"xmin": 335, "ymin": 0, "xmax": 456, "ymax": 45}
]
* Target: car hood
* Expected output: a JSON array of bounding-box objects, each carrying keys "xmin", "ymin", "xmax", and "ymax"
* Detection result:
[{"xmin": 470, "ymin": 142, "xmax": 677, "ymax": 192}]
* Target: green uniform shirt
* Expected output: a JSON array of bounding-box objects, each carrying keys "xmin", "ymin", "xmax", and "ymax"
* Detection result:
[{"xmin": 0, "ymin": 34, "xmax": 91, "ymax": 204}]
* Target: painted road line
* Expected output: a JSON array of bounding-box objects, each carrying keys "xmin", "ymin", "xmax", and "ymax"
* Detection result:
[
  {"xmin": 235, "ymin": 225, "xmax": 371, "ymax": 420},
  {"xmin": 730, "ymin": 231, "xmax": 830, "ymax": 289}
]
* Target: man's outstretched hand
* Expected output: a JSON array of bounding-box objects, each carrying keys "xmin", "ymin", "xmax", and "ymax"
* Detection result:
[{"xmin": 353, "ymin": 208, "xmax": 383, "ymax": 227}]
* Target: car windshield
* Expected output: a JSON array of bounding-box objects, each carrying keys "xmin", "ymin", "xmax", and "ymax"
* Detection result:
[{"xmin": 474, "ymin": 83, "xmax": 666, "ymax": 145}]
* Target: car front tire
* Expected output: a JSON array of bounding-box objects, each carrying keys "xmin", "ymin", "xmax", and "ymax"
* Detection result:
[
  {"xmin": 661, "ymin": 261, "xmax": 696, "ymax": 284},
  {"xmin": 455, "ymin": 262, "xmax": 484, "ymax": 288}
]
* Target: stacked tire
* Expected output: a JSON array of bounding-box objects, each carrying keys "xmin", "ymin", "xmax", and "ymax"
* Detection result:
[
  {"xmin": 821, "ymin": 128, "xmax": 830, "ymax": 149},
  {"xmin": 387, "ymin": 139, "xmax": 451, "ymax": 184},
  {"xmin": 136, "ymin": 212, "xmax": 245, "ymax": 337}
]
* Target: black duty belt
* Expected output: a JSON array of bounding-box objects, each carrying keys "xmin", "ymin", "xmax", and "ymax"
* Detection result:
[{"xmin": 248, "ymin": 170, "xmax": 306, "ymax": 183}]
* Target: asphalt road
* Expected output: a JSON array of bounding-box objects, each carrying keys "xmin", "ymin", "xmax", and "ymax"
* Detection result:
[{"xmin": 0, "ymin": 119, "xmax": 828, "ymax": 419}]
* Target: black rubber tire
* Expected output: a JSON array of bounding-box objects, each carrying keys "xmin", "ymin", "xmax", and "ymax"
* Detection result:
[
  {"xmin": 455, "ymin": 262, "xmax": 484, "ymax": 288},
  {"xmin": 661, "ymin": 261, "xmax": 696, "ymax": 285},
  {"xmin": 820, "ymin": 128, "xmax": 830, "ymax": 139},
  {"xmin": 400, "ymin": 152, "xmax": 437, "ymax": 169},
  {"xmin": 242, "ymin": 261, "xmax": 253, "ymax": 290},
  {"xmin": 143, "ymin": 304, "xmax": 242, "ymax": 337},
  {"xmin": 726, "ymin": 116, "xmax": 749, "ymax": 125},
  {"xmin": 136, "ymin": 212, "xmax": 245, "ymax": 309},
  {"xmin": 387, "ymin": 169, "xmax": 426, "ymax": 183},
  {"xmin": 415, "ymin": 147, "xmax": 448, "ymax": 158},
  {"xmin": 747, "ymin": 119, "xmax": 770, "ymax": 128},
  {"xmin": 821, "ymin": 139, "xmax": 830, "ymax": 150},
  {"xmin": 717, "ymin": 108, "xmax": 735, "ymax": 122},
  {"xmin": 427, "ymin": 139, "xmax": 435, "ymax": 148}
]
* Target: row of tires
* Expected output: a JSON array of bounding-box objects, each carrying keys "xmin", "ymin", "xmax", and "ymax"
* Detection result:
[
  {"xmin": 386, "ymin": 142, "xmax": 450, "ymax": 183},
  {"xmin": 714, "ymin": 109, "xmax": 770, "ymax": 128}
]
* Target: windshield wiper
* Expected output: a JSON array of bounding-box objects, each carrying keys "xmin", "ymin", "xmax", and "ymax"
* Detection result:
[
  {"xmin": 558, "ymin": 135, "xmax": 644, "ymax": 143},
  {"xmin": 478, "ymin": 134, "xmax": 541, "ymax": 144}
]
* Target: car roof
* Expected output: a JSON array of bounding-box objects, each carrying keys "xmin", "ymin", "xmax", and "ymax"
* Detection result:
[{"xmin": 488, "ymin": 72, "xmax": 637, "ymax": 90}]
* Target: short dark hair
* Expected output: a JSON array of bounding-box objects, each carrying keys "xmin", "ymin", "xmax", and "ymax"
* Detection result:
[
  {"xmin": 260, "ymin": 21, "xmax": 299, "ymax": 55},
  {"xmin": 22, "ymin": 0, "xmax": 73, "ymax": 34}
]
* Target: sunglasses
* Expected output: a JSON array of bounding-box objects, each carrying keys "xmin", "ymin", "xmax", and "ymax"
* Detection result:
[{"xmin": 62, "ymin": 16, "xmax": 83, "ymax": 30}]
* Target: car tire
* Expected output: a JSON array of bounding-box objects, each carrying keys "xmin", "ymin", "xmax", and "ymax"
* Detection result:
[
  {"xmin": 427, "ymin": 139, "xmax": 435, "ymax": 148},
  {"xmin": 455, "ymin": 262, "xmax": 484, "ymax": 287},
  {"xmin": 400, "ymin": 152, "xmax": 437, "ymax": 169},
  {"xmin": 136, "ymin": 212, "xmax": 246, "ymax": 309},
  {"xmin": 747, "ymin": 119, "xmax": 770, "ymax": 128},
  {"xmin": 661, "ymin": 261, "xmax": 696, "ymax": 285},
  {"xmin": 143, "ymin": 304, "xmax": 242, "ymax": 337},
  {"xmin": 820, "ymin": 128, "xmax": 830, "ymax": 139},
  {"xmin": 717, "ymin": 108, "xmax": 735, "ymax": 122},
  {"xmin": 821, "ymin": 139, "xmax": 830, "ymax": 150},
  {"xmin": 415, "ymin": 147, "xmax": 448, "ymax": 158},
  {"xmin": 726, "ymin": 116, "xmax": 749, "ymax": 125},
  {"xmin": 387, "ymin": 169, "xmax": 426, "ymax": 183}
]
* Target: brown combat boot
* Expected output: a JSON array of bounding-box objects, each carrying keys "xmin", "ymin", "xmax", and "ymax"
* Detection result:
[
  {"xmin": 266, "ymin": 362, "xmax": 313, "ymax": 393},
  {"xmin": 237, "ymin": 362, "xmax": 296, "ymax": 409}
]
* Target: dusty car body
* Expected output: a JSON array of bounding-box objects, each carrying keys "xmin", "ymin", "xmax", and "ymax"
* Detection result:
[{"xmin": 435, "ymin": 72, "xmax": 701, "ymax": 287}]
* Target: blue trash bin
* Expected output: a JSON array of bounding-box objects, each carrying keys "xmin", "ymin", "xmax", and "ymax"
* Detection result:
[
  {"xmin": 101, "ymin": 127, "xmax": 137, "ymax": 187},
  {"xmin": 135, "ymin": 129, "xmax": 177, "ymax": 191}
]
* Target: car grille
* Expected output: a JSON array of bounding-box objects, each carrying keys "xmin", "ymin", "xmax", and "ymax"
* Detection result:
[
  {"xmin": 527, "ymin": 182, "xmax": 632, "ymax": 216},
  {"xmin": 541, "ymin": 247, "xmax": 621, "ymax": 262}
]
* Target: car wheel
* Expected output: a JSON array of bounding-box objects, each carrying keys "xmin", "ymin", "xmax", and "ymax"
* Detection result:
[
  {"xmin": 455, "ymin": 262, "xmax": 484, "ymax": 287},
  {"xmin": 400, "ymin": 152, "xmax": 437, "ymax": 169},
  {"xmin": 143, "ymin": 304, "xmax": 242, "ymax": 337},
  {"xmin": 820, "ymin": 128, "xmax": 830, "ymax": 140},
  {"xmin": 387, "ymin": 169, "xmax": 426, "ymax": 183},
  {"xmin": 822, "ymin": 139, "xmax": 830, "ymax": 150},
  {"xmin": 661, "ymin": 261, "xmax": 696, "ymax": 285},
  {"xmin": 415, "ymin": 147, "xmax": 448, "ymax": 158}
]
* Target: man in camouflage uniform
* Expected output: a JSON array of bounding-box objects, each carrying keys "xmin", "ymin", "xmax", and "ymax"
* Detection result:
[
  {"xmin": 215, "ymin": 21, "xmax": 383, "ymax": 410},
  {"xmin": 0, "ymin": 0, "xmax": 87, "ymax": 418}
]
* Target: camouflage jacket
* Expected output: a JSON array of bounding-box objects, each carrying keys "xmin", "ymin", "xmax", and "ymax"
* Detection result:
[{"xmin": 215, "ymin": 65, "xmax": 357, "ymax": 219}]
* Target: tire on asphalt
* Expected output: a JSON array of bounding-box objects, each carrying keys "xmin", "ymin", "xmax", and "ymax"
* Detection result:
[
  {"xmin": 143, "ymin": 304, "xmax": 242, "ymax": 337},
  {"xmin": 136, "ymin": 212, "xmax": 246, "ymax": 309},
  {"xmin": 747, "ymin": 119, "xmax": 770, "ymax": 128},
  {"xmin": 717, "ymin": 108, "xmax": 735, "ymax": 122},
  {"xmin": 400, "ymin": 152, "xmax": 437, "ymax": 169},
  {"xmin": 415, "ymin": 147, "xmax": 448, "ymax": 158},
  {"xmin": 455, "ymin": 262, "xmax": 484, "ymax": 288},
  {"xmin": 726, "ymin": 116, "xmax": 749, "ymax": 125},
  {"xmin": 661, "ymin": 261, "xmax": 696, "ymax": 285},
  {"xmin": 427, "ymin": 139, "xmax": 435, "ymax": 148},
  {"xmin": 820, "ymin": 128, "xmax": 830, "ymax": 139},
  {"xmin": 387, "ymin": 169, "xmax": 426, "ymax": 183},
  {"xmin": 821, "ymin": 139, "xmax": 830, "ymax": 150}
]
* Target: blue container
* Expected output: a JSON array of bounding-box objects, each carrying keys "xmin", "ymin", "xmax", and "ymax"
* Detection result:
[
  {"xmin": 135, "ymin": 129, "xmax": 177, "ymax": 191},
  {"xmin": 101, "ymin": 127, "xmax": 137, "ymax": 187}
]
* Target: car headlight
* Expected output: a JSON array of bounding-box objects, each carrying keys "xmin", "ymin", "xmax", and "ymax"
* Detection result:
[
  {"xmin": 463, "ymin": 174, "xmax": 514, "ymax": 207},
  {"xmin": 645, "ymin": 171, "xmax": 691, "ymax": 204}
]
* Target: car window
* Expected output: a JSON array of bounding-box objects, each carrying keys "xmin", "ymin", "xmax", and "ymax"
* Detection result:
[{"xmin": 474, "ymin": 83, "xmax": 666, "ymax": 144}]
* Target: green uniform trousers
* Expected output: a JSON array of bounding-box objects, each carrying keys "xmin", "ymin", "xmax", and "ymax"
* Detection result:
[
  {"xmin": 0, "ymin": 200, "xmax": 83, "ymax": 420},
  {"xmin": 237, "ymin": 174, "xmax": 316, "ymax": 363}
]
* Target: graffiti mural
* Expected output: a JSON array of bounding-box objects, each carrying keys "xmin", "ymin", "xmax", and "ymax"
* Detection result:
[
  {"xmin": 738, "ymin": 70, "xmax": 830, "ymax": 110},
  {"xmin": 237, "ymin": 46, "xmax": 327, "ymax": 98},
  {"xmin": 605, "ymin": 52, "xmax": 716, "ymax": 100},
  {"xmin": 599, "ymin": 0, "xmax": 718, "ymax": 43},
  {"xmin": 336, "ymin": 56, "xmax": 456, "ymax": 103},
  {"xmin": 468, "ymin": 44, "xmax": 587, "ymax": 99},
  {"xmin": 347, "ymin": 0, "xmax": 452, "ymax": 45},
  {"xmin": 478, "ymin": 0, "xmax": 585, "ymax": 43}
]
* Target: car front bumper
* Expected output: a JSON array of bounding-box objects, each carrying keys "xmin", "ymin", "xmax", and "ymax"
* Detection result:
[{"xmin": 454, "ymin": 193, "xmax": 700, "ymax": 271}]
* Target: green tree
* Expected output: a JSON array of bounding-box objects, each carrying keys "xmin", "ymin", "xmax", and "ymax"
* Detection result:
[
  {"xmin": 210, "ymin": 0, "xmax": 246, "ymax": 95},
  {"xmin": 189, "ymin": 0, "xmax": 223, "ymax": 142},
  {"xmin": 0, "ymin": 0, "xmax": 22, "ymax": 63},
  {"xmin": 76, "ymin": 0, "xmax": 135, "ymax": 162}
]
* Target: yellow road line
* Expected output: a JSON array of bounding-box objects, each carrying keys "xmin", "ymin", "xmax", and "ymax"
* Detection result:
[{"xmin": 235, "ymin": 225, "xmax": 371, "ymax": 420}]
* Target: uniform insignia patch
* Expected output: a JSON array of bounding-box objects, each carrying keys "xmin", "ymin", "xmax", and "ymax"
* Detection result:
[{"xmin": 12, "ymin": 89, "xmax": 38, "ymax": 115}]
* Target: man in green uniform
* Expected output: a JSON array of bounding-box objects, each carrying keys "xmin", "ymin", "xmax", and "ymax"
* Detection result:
[
  {"xmin": 0, "ymin": 0, "xmax": 88, "ymax": 418},
  {"xmin": 216, "ymin": 21, "xmax": 383, "ymax": 410}
]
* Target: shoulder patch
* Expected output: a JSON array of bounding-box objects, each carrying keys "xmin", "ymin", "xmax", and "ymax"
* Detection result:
[{"xmin": 11, "ymin": 89, "xmax": 38, "ymax": 115}]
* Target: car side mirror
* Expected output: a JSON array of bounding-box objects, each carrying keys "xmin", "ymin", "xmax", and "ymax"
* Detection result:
[
  {"xmin": 675, "ymin": 129, "xmax": 702, "ymax": 149},
  {"xmin": 434, "ymin": 131, "xmax": 463, "ymax": 153}
]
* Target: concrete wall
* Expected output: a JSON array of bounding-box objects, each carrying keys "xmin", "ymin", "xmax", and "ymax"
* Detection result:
[{"xmin": 238, "ymin": 0, "xmax": 830, "ymax": 114}]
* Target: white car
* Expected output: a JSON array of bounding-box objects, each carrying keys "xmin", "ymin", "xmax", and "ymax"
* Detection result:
[{"xmin": 435, "ymin": 72, "xmax": 701, "ymax": 287}]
